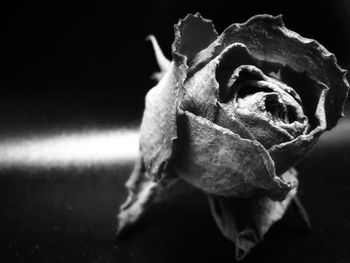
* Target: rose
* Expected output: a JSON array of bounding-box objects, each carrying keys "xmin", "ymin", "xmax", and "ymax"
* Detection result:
[
  {"xmin": 141, "ymin": 13, "xmax": 348, "ymax": 198},
  {"xmin": 119, "ymin": 13, "xmax": 349, "ymax": 259}
]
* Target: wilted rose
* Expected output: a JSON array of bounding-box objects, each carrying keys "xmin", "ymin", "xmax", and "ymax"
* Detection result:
[{"xmin": 118, "ymin": 13, "xmax": 349, "ymax": 260}]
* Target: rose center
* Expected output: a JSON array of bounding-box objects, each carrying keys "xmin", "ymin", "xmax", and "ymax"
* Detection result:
[
  {"xmin": 235, "ymin": 81, "xmax": 297, "ymax": 125},
  {"xmin": 264, "ymin": 93, "xmax": 291, "ymax": 124}
]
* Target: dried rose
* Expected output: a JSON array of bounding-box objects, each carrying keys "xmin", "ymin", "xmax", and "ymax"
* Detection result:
[{"xmin": 118, "ymin": 13, "xmax": 349, "ymax": 260}]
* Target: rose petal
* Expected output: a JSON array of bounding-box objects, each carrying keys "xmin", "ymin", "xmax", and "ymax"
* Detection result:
[
  {"xmin": 208, "ymin": 168, "xmax": 298, "ymax": 260},
  {"xmin": 279, "ymin": 66, "xmax": 328, "ymax": 131},
  {"xmin": 172, "ymin": 12, "xmax": 218, "ymax": 68},
  {"xmin": 172, "ymin": 109, "xmax": 296, "ymax": 201},
  {"xmin": 227, "ymin": 65, "xmax": 303, "ymax": 105},
  {"xmin": 118, "ymin": 155, "xmax": 179, "ymax": 234},
  {"xmin": 180, "ymin": 58, "xmax": 219, "ymax": 121},
  {"xmin": 181, "ymin": 43, "xmax": 258, "ymax": 122},
  {"xmin": 214, "ymin": 102, "xmax": 255, "ymax": 140},
  {"xmin": 234, "ymin": 108, "xmax": 294, "ymax": 149},
  {"xmin": 191, "ymin": 14, "xmax": 349, "ymax": 129},
  {"xmin": 214, "ymin": 44, "xmax": 257, "ymax": 101},
  {"xmin": 140, "ymin": 61, "xmax": 187, "ymax": 179},
  {"xmin": 117, "ymin": 156, "xmax": 157, "ymax": 234},
  {"xmin": 269, "ymin": 83, "xmax": 328, "ymax": 175}
]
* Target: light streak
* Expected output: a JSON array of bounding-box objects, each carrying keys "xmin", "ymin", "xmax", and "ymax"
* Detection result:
[
  {"xmin": 0, "ymin": 128, "xmax": 139, "ymax": 169},
  {"xmin": 0, "ymin": 118, "xmax": 348, "ymax": 170}
]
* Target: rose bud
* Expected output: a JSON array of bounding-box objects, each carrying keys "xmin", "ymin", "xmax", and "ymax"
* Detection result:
[{"xmin": 118, "ymin": 13, "xmax": 349, "ymax": 260}]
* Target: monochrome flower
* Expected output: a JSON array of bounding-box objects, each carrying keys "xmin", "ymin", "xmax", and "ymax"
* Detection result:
[{"xmin": 118, "ymin": 13, "xmax": 349, "ymax": 260}]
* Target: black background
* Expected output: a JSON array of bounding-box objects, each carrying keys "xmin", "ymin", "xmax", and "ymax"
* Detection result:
[
  {"xmin": 0, "ymin": 0, "xmax": 349, "ymax": 262},
  {"xmin": 0, "ymin": 0, "xmax": 349, "ymax": 133}
]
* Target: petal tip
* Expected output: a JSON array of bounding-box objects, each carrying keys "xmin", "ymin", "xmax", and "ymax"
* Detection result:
[
  {"xmin": 243, "ymin": 13, "xmax": 285, "ymax": 28},
  {"xmin": 172, "ymin": 12, "xmax": 218, "ymax": 66}
]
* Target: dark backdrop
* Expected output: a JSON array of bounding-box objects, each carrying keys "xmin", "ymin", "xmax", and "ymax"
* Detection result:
[
  {"xmin": 0, "ymin": 1, "xmax": 349, "ymax": 263},
  {"xmin": 0, "ymin": 0, "xmax": 349, "ymax": 132}
]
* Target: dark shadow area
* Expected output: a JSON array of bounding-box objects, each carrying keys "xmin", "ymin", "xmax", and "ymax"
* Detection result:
[{"xmin": 0, "ymin": 164, "xmax": 132, "ymax": 263}]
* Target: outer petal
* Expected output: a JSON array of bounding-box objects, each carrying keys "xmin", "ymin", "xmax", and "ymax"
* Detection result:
[
  {"xmin": 141, "ymin": 13, "xmax": 219, "ymax": 180},
  {"xmin": 117, "ymin": 156, "xmax": 157, "ymax": 233},
  {"xmin": 118, "ymin": 155, "xmax": 179, "ymax": 234},
  {"xmin": 172, "ymin": 109, "xmax": 296, "ymax": 201},
  {"xmin": 141, "ymin": 55, "xmax": 189, "ymax": 179},
  {"xmin": 172, "ymin": 12, "xmax": 218, "ymax": 68},
  {"xmin": 208, "ymin": 168, "xmax": 298, "ymax": 260}
]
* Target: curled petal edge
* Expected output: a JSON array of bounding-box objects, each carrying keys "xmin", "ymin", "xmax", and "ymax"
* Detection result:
[{"xmin": 172, "ymin": 12, "xmax": 218, "ymax": 68}]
